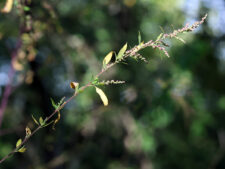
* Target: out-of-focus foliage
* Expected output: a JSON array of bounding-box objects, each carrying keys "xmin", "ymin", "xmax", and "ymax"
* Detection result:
[{"xmin": 0, "ymin": 0, "xmax": 225, "ymax": 169}]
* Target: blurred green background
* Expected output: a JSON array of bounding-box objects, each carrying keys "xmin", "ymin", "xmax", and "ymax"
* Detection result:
[{"xmin": 0, "ymin": 0, "xmax": 225, "ymax": 169}]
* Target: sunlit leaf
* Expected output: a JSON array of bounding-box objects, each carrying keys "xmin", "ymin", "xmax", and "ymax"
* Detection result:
[
  {"xmin": 95, "ymin": 87, "xmax": 108, "ymax": 106},
  {"xmin": 18, "ymin": 147, "xmax": 26, "ymax": 153},
  {"xmin": 103, "ymin": 51, "xmax": 113, "ymax": 66},
  {"xmin": 174, "ymin": 36, "xmax": 186, "ymax": 43},
  {"xmin": 156, "ymin": 33, "xmax": 163, "ymax": 41},
  {"xmin": 117, "ymin": 43, "xmax": 127, "ymax": 60},
  {"xmin": 31, "ymin": 115, "xmax": 39, "ymax": 125},
  {"xmin": 39, "ymin": 117, "xmax": 44, "ymax": 126},
  {"xmin": 1, "ymin": 0, "xmax": 13, "ymax": 13},
  {"xmin": 16, "ymin": 139, "xmax": 22, "ymax": 148}
]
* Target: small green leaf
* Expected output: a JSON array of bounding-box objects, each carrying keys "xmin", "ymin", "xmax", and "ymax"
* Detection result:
[
  {"xmin": 42, "ymin": 120, "xmax": 54, "ymax": 128},
  {"xmin": 18, "ymin": 146, "xmax": 26, "ymax": 153},
  {"xmin": 51, "ymin": 97, "xmax": 65, "ymax": 110},
  {"xmin": 39, "ymin": 117, "xmax": 44, "ymax": 126},
  {"xmin": 138, "ymin": 31, "xmax": 142, "ymax": 44},
  {"xmin": 31, "ymin": 115, "xmax": 39, "ymax": 125},
  {"xmin": 23, "ymin": 6, "xmax": 30, "ymax": 11},
  {"xmin": 117, "ymin": 43, "xmax": 127, "ymax": 60},
  {"xmin": 92, "ymin": 77, "xmax": 99, "ymax": 85},
  {"xmin": 58, "ymin": 97, "xmax": 65, "ymax": 106},
  {"xmin": 156, "ymin": 33, "xmax": 163, "ymax": 41},
  {"xmin": 174, "ymin": 36, "xmax": 186, "ymax": 43},
  {"xmin": 16, "ymin": 139, "xmax": 22, "ymax": 148},
  {"xmin": 103, "ymin": 51, "xmax": 113, "ymax": 66},
  {"xmin": 50, "ymin": 98, "xmax": 58, "ymax": 109}
]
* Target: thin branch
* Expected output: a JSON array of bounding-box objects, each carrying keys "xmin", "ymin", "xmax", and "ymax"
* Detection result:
[{"xmin": 0, "ymin": 14, "xmax": 207, "ymax": 164}]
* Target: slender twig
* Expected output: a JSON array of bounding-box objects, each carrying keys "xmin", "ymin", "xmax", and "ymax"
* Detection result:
[{"xmin": 0, "ymin": 14, "xmax": 207, "ymax": 164}]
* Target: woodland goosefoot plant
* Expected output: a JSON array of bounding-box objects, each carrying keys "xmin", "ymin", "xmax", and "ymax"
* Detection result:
[{"xmin": 0, "ymin": 14, "xmax": 207, "ymax": 164}]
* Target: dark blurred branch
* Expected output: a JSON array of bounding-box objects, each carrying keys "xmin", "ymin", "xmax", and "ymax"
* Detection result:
[
  {"xmin": 0, "ymin": 0, "xmax": 34, "ymax": 128},
  {"xmin": 208, "ymin": 130, "xmax": 225, "ymax": 169},
  {"xmin": 0, "ymin": 39, "xmax": 22, "ymax": 129}
]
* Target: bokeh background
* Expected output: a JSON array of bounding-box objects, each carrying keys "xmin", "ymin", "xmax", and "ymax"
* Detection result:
[{"xmin": 0, "ymin": 0, "xmax": 225, "ymax": 169}]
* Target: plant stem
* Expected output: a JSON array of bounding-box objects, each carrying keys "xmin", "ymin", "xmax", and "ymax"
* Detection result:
[{"xmin": 0, "ymin": 14, "xmax": 207, "ymax": 164}]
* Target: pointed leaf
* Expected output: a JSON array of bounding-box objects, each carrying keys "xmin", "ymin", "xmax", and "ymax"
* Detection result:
[
  {"xmin": 117, "ymin": 43, "xmax": 127, "ymax": 60},
  {"xmin": 18, "ymin": 146, "xmax": 26, "ymax": 153},
  {"xmin": 16, "ymin": 139, "xmax": 22, "ymax": 148},
  {"xmin": 58, "ymin": 97, "xmax": 65, "ymax": 106},
  {"xmin": 95, "ymin": 87, "xmax": 108, "ymax": 106},
  {"xmin": 31, "ymin": 115, "xmax": 39, "ymax": 125},
  {"xmin": 175, "ymin": 36, "xmax": 186, "ymax": 43},
  {"xmin": 43, "ymin": 120, "xmax": 54, "ymax": 128},
  {"xmin": 50, "ymin": 98, "xmax": 58, "ymax": 109},
  {"xmin": 156, "ymin": 33, "xmax": 163, "ymax": 41},
  {"xmin": 39, "ymin": 117, "xmax": 44, "ymax": 126},
  {"xmin": 138, "ymin": 31, "xmax": 142, "ymax": 44},
  {"xmin": 92, "ymin": 77, "xmax": 99, "ymax": 85},
  {"xmin": 103, "ymin": 51, "xmax": 113, "ymax": 65}
]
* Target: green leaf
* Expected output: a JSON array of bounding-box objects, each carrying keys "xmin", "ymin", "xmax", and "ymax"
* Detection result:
[
  {"xmin": 103, "ymin": 51, "xmax": 113, "ymax": 66},
  {"xmin": 156, "ymin": 33, "xmax": 163, "ymax": 41},
  {"xmin": 50, "ymin": 98, "xmax": 58, "ymax": 109},
  {"xmin": 174, "ymin": 36, "xmax": 186, "ymax": 43},
  {"xmin": 42, "ymin": 120, "xmax": 54, "ymax": 128},
  {"xmin": 92, "ymin": 77, "xmax": 99, "ymax": 85},
  {"xmin": 18, "ymin": 146, "xmax": 26, "ymax": 153},
  {"xmin": 23, "ymin": 6, "xmax": 30, "ymax": 11},
  {"xmin": 31, "ymin": 115, "xmax": 39, "ymax": 125},
  {"xmin": 58, "ymin": 97, "xmax": 65, "ymax": 106},
  {"xmin": 138, "ymin": 31, "xmax": 142, "ymax": 44},
  {"xmin": 116, "ymin": 43, "xmax": 127, "ymax": 60},
  {"xmin": 39, "ymin": 117, "xmax": 44, "ymax": 126},
  {"xmin": 50, "ymin": 97, "xmax": 65, "ymax": 110},
  {"xmin": 16, "ymin": 139, "xmax": 22, "ymax": 148}
]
